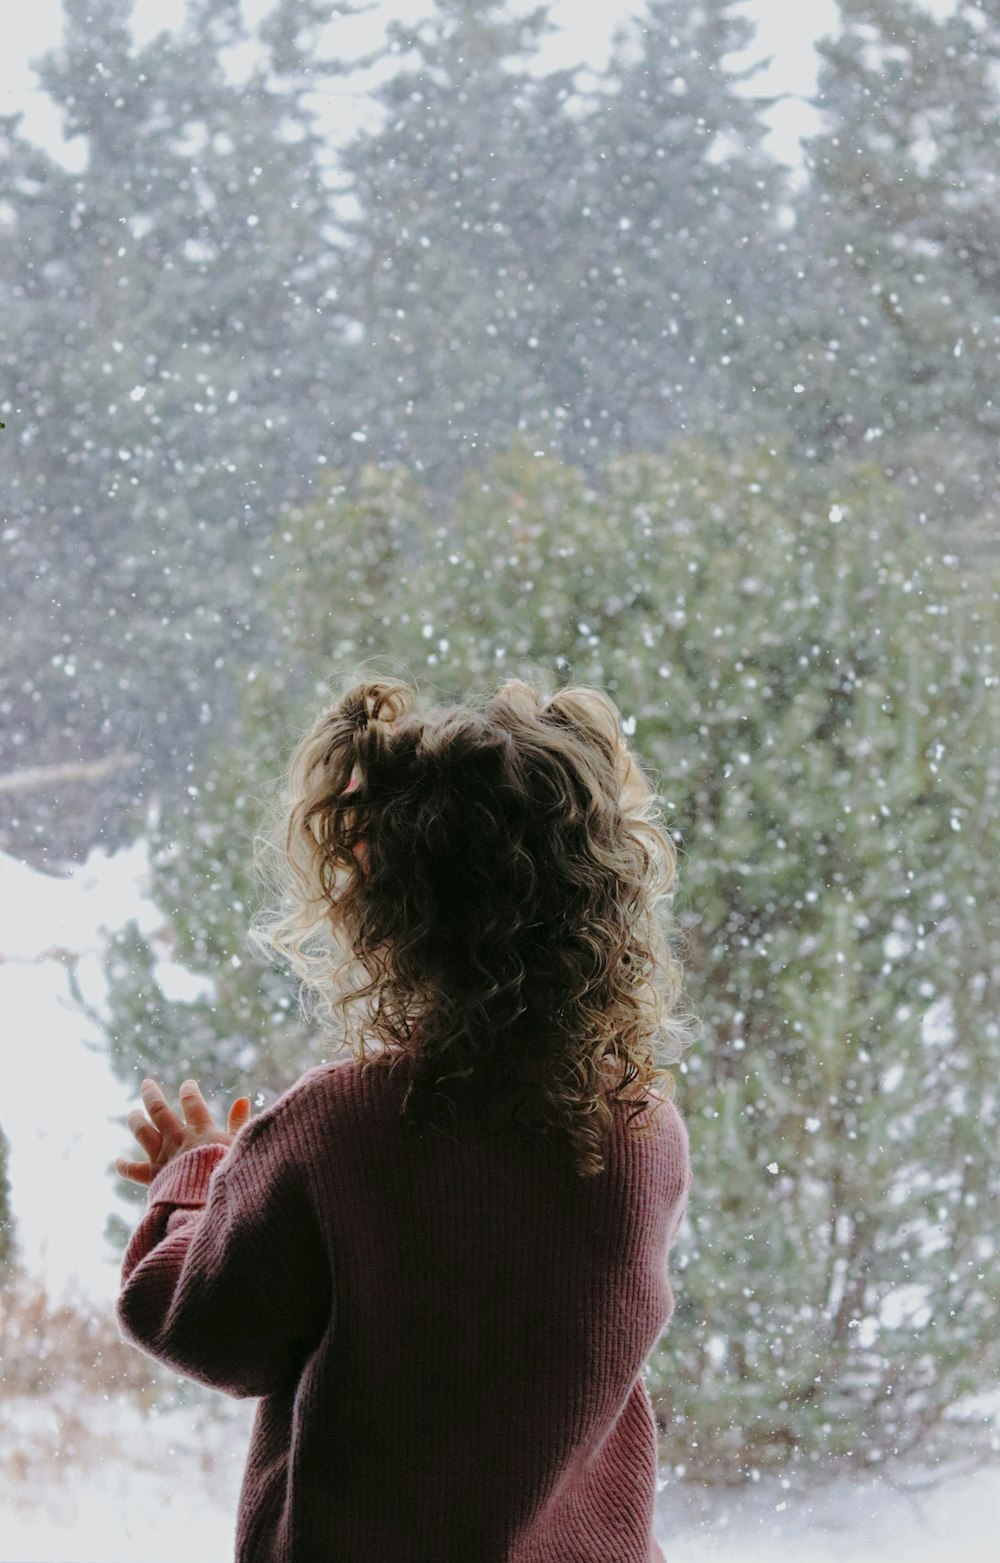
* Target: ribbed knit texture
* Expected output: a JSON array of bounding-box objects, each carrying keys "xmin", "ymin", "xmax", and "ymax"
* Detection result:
[{"xmin": 117, "ymin": 1054, "xmax": 692, "ymax": 1562}]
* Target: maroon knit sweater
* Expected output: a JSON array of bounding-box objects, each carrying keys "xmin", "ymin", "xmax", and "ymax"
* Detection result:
[{"xmin": 117, "ymin": 1054, "xmax": 692, "ymax": 1562}]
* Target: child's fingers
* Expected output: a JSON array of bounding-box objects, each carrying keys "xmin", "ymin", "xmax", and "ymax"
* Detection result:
[
  {"xmin": 228, "ymin": 1096, "xmax": 252, "ymax": 1132},
  {"xmin": 140, "ymin": 1079, "xmax": 184, "ymax": 1143},
  {"xmin": 126, "ymin": 1108, "xmax": 161, "ymax": 1156},
  {"xmin": 177, "ymin": 1078, "xmax": 214, "ymax": 1129}
]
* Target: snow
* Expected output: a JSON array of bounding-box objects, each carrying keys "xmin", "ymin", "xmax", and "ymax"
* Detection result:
[
  {"xmin": 0, "ymin": 839, "xmax": 165, "ymax": 1310},
  {"xmin": 2, "ymin": 1, "xmax": 839, "ymax": 183},
  {"xmin": 0, "ymin": 1388, "xmax": 256, "ymax": 1562},
  {"xmin": 1, "ymin": 844, "xmax": 999, "ymax": 1556},
  {"xmin": 0, "ymin": 0, "xmax": 997, "ymax": 1548}
]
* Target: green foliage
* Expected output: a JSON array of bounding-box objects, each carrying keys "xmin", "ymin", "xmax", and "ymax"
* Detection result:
[
  {"xmin": 0, "ymin": 1121, "xmax": 16, "ymax": 1276},
  {"xmin": 591, "ymin": 442, "xmax": 999, "ymax": 1480},
  {"xmin": 578, "ymin": 0, "xmax": 793, "ymax": 453},
  {"xmin": 751, "ymin": 0, "xmax": 1000, "ymax": 551},
  {"xmin": 334, "ymin": 0, "xmax": 580, "ymax": 488},
  {"xmin": 99, "ymin": 432, "xmax": 1000, "ymax": 1479},
  {"xmin": 334, "ymin": 0, "xmax": 795, "ymax": 489},
  {"xmin": 0, "ymin": 0, "xmax": 352, "ymax": 856},
  {"xmin": 7, "ymin": 0, "xmax": 998, "ymax": 867}
]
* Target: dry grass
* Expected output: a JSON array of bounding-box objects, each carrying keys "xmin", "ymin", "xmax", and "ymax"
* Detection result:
[
  {"xmin": 0, "ymin": 1263, "xmax": 164, "ymax": 1401},
  {"xmin": 0, "ymin": 1264, "xmax": 174, "ymax": 1489}
]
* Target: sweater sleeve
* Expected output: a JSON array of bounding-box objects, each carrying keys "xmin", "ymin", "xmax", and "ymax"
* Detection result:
[{"xmin": 116, "ymin": 1105, "xmax": 332, "ymax": 1400}]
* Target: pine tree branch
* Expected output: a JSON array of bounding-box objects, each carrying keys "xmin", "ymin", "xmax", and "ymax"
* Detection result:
[{"xmin": 0, "ymin": 752, "xmax": 141, "ymax": 796}]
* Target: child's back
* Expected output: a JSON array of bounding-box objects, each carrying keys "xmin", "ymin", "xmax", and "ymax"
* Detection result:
[
  {"xmin": 256, "ymin": 1054, "xmax": 690, "ymax": 1561},
  {"xmin": 119, "ymin": 1051, "xmax": 690, "ymax": 1562},
  {"xmin": 118, "ymin": 672, "xmax": 696, "ymax": 1560}
]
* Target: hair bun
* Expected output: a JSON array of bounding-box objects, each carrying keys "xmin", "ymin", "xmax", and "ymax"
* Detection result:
[{"xmin": 344, "ymin": 695, "xmax": 370, "ymax": 733}]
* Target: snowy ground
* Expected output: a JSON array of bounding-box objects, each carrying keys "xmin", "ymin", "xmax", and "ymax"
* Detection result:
[
  {"xmin": 663, "ymin": 1442, "xmax": 1000, "ymax": 1563},
  {"xmin": 1, "ymin": 842, "xmax": 998, "ymax": 1559},
  {"xmin": 0, "ymin": 837, "xmax": 187, "ymax": 1313}
]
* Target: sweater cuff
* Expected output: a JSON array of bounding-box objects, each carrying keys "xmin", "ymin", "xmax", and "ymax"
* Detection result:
[{"xmin": 146, "ymin": 1143, "xmax": 230, "ymax": 1209}]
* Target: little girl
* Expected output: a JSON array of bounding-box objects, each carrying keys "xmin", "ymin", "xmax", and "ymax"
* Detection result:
[{"xmin": 116, "ymin": 674, "xmax": 695, "ymax": 1562}]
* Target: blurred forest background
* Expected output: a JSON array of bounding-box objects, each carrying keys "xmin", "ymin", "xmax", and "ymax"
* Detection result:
[{"xmin": 1, "ymin": 0, "xmax": 998, "ymax": 1490}]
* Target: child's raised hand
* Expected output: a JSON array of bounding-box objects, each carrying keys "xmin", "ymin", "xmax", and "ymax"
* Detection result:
[{"xmin": 114, "ymin": 1077, "xmax": 253, "ymax": 1186}]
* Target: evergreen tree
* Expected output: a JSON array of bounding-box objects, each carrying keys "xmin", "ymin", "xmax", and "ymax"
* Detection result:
[
  {"xmin": 0, "ymin": 0, "xmax": 355, "ymax": 862},
  {"xmin": 573, "ymin": 0, "xmax": 794, "ymax": 456},
  {"xmin": 335, "ymin": 0, "xmax": 797, "ymax": 485},
  {"xmin": 754, "ymin": 0, "xmax": 1000, "ymax": 558},
  {"xmin": 97, "ymin": 434, "xmax": 1000, "ymax": 1481},
  {"xmin": 586, "ymin": 442, "xmax": 999, "ymax": 1479},
  {"xmin": 334, "ymin": 0, "xmax": 582, "ymax": 489}
]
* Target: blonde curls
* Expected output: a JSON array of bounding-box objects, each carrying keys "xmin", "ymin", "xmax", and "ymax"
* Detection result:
[{"xmin": 248, "ymin": 670, "xmax": 697, "ymax": 1177}]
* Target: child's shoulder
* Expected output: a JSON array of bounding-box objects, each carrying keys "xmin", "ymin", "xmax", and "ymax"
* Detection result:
[
  {"xmin": 235, "ymin": 1061, "xmax": 352, "ymax": 1147},
  {"xmin": 634, "ymin": 1086, "xmax": 691, "ymax": 1179},
  {"xmin": 282, "ymin": 1059, "xmax": 357, "ymax": 1111},
  {"xmin": 622, "ymin": 1078, "xmax": 686, "ymax": 1125}
]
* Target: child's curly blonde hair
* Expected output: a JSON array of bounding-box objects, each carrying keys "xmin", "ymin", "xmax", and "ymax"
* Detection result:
[{"xmin": 249, "ymin": 670, "xmax": 696, "ymax": 1178}]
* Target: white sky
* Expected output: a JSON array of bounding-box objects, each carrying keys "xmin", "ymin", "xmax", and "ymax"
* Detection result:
[{"xmin": 2, "ymin": 0, "xmax": 844, "ymax": 182}]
